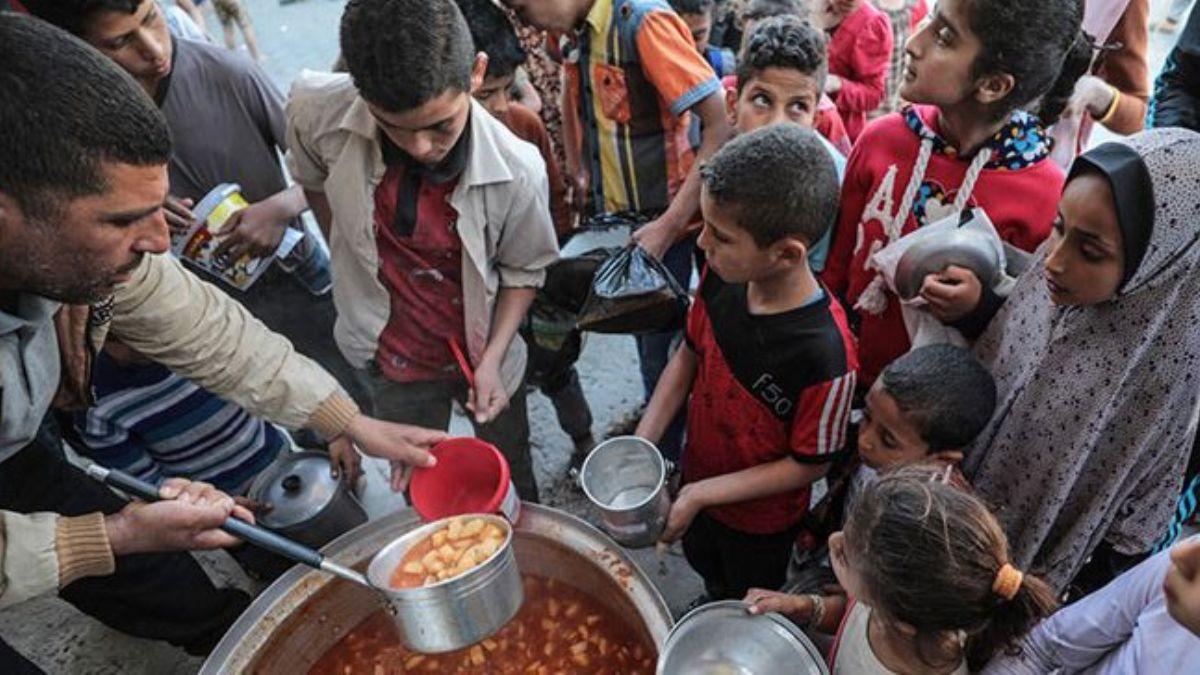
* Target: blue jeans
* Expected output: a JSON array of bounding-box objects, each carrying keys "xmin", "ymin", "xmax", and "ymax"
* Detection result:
[{"xmin": 636, "ymin": 235, "xmax": 694, "ymax": 461}]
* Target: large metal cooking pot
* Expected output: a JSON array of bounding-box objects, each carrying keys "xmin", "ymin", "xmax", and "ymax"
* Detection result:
[{"xmin": 201, "ymin": 504, "xmax": 673, "ymax": 674}]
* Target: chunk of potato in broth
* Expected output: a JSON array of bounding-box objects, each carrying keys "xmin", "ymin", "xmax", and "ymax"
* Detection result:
[{"xmin": 389, "ymin": 517, "xmax": 507, "ymax": 589}]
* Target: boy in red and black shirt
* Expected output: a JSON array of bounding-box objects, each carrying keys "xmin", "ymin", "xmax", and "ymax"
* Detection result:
[{"xmin": 637, "ymin": 125, "xmax": 857, "ymax": 600}]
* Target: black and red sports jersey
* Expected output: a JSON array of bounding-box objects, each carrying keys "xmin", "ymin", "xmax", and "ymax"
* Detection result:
[{"xmin": 683, "ymin": 270, "xmax": 859, "ymax": 534}]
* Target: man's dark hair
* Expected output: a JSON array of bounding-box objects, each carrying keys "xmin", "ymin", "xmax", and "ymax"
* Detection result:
[
  {"xmin": 340, "ymin": 0, "xmax": 475, "ymax": 112},
  {"xmin": 879, "ymin": 344, "xmax": 998, "ymax": 451},
  {"xmin": 736, "ymin": 15, "xmax": 827, "ymax": 93},
  {"xmin": 0, "ymin": 13, "xmax": 171, "ymax": 220},
  {"xmin": 455, "ymin": 0, "xmax": 526, "ymax": 80},
  {"xmin": 743, "ymin": 0, "xmax": 806, "ymax": 23},
  {"xmin": 24, "ymin": 0, "xmax": 140, "ymax": 35},
  {"xmin": 669, "ymin": 0, "xmax": 715, "ymax": 16},
  {"xmin": 700, "ymin": 124, "xmax": 837, "ymax": 248}
]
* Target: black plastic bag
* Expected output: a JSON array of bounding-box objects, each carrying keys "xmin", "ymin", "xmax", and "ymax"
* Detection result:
[{"xmin": 576, "ymin": 246, "xmax": 689, "ymax": 334}]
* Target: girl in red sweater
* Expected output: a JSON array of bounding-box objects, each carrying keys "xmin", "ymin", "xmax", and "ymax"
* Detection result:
[
  {"xmin": 822, "ymin": 0, "xmax": 1092, "ymax": 387},
  {"xmin": 820, "ymin": 0, "xmax": 894, "ymax": 141}
]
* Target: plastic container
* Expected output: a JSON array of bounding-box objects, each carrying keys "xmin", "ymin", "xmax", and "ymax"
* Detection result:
[{"xmin": 409, "ymin": 438, "xmax": 521, "ymax": 523}]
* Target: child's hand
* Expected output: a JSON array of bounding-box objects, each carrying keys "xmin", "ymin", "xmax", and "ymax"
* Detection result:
[
  {"xmin": 466, "ymin": 358, "xmax": 510, "ymax": 424},
  {"xmin": 744, "ymin": 588, "xmax": 815, "ymax": 623},
  {"xmin": 327, "ymin": 436, "xmax": 363, "ymax": 486},
  {"xmin": 919, "ymin": 265, "xmax": 982, "ymax": 323},
  {"xmin": 659, "ymin": 484, "xmax": 704, "ymax": 543}
]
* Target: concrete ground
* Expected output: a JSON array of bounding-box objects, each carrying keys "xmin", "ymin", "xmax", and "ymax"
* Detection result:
[{"xmin": 0, "ymin": 0, "xmax": 1193, "ymax": 672}]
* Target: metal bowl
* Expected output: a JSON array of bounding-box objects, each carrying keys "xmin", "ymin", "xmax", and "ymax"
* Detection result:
[
  {"xmin": 658, "ymin": 601, "xmax": 829, "ymax": 675},
  {"xmin": 894, "ymin": 227, "xmax": 1002, "ymax": 300}
]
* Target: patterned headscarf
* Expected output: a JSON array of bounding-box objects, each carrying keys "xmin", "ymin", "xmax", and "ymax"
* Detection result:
[{"xmin": 963, "ymin": 128, "xmax": 1200, "ymax": 592}]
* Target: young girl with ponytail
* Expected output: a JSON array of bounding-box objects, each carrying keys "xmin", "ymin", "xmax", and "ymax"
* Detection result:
[
  {"xmin": 820, "ymin": 0, "xmax": 1093, "ymax": 388},
  {"xmin": 751, "ymin": 466, "xmax": 1057, "ymax": 674}
]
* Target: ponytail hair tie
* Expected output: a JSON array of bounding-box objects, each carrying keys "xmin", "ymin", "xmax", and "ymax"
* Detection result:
[{"xmin": 992, "ymin": 563, "xmax": 1024, "ymax": 601}]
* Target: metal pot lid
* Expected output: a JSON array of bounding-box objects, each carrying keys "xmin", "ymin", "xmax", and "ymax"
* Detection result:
[
  {"xmin": 248, "ymin": 451, "xmax": 343, "ymax": 530},
  {"xmin": 658, "ymin": 600, "xmax": 829, "ymax": 674}
]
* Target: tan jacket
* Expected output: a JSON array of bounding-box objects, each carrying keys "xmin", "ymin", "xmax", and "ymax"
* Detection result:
[
  {"xmin": 1, "ymin": 252, "xmax": 360, "ymax": 607},
  {"xmin": 285, "ymin": 72, "xmax": 559, "ymax": 394}
]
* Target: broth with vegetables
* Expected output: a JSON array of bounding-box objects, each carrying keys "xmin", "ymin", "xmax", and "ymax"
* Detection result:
[
  {"xmin": 310, "ymin": 575, "xmax": 656, "ymax": 674},
  {"xmin": 390, "ymin": 516, "xmax": 508, "ymax": 589}
]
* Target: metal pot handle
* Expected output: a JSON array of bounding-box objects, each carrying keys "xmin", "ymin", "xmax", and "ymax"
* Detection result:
[{"xmin": 568, "ymin": 460, "xmax": 674, "ymax": 490}]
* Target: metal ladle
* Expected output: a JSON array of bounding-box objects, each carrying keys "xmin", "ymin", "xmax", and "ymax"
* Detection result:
[
  {"xmin": 86, "ymin": 463, "xmax": 525, "ymax": 654},
  {"xmin": 84, "ymin": 463, "xmax": 372, "ymax": 588}
]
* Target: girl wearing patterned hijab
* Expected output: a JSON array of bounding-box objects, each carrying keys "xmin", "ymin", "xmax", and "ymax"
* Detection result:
[{"xmin": 961, "ymin": 128, "xmax": 1200, "ymax": 595}]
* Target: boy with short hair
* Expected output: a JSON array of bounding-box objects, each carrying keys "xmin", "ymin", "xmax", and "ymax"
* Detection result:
[
  {"xmin": 285, "ymin": 0, "xmax": 560, "ymax": 501},
  {"xmin": 745, "ymin": 343, "xmax": 997, "ymax": 615},
  {"xmin": 732, "ymin": 10, "xmax": 852, "ymax": 156},
  {"xmin": 729, "ymin": 15, "xmax": 846, "ymax": 271},
  {"xmin": 455, "ymin": 0, "xmax": 570, "ymax": 237},
  {"xmin": 669, "ymin": 0, "xmax": 736, "ymax": 77},
  {"xmin": 636, "ymin": 124, "xmax": 856, "ymax": 600},
  {"xmin": 501, "ymin": 0, "xmax": 731, "ymax": 461}
]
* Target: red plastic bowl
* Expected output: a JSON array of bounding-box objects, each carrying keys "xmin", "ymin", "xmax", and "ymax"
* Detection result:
[{"xmin": 409, "ymin": 437, "xmax": 514, "ymax": 521}]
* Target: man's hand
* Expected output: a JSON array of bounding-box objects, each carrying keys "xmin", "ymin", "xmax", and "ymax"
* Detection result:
[
  {"xmin": 744, "ymin": 588, "xmax": 816, "ymax": 622},
  {"xmin": 164, "ymin": 196, "xmax": 198, "ymax": 237},
  {"xmin": 213, "ymin": 198, "xmax": 292, "ymax": 262},
  {"xmin": 342, "ymin": 415, "xmax": 447, "ymax": 492},
  {"xmin": 824, "ymin": 73, "xmax": 843, "ymax": 95},
  {"xmin": 659, "ymin": 483, "xmax": 706, "ymax": 543},
  {"xmin": 327, "ymin": 436, "xmax": 364, "ymax": 486},
  {"xmin": 631, "ymin": 217, "xmax": 680, "ymax": 261},
  {"xmin": 466, "ymin": 358, "xmax": 510, "ymax": 424},
  {"xmin": 104, "ymin": 478, "xmax": 253, "ymax": 556},
  {"xmin": 919, "ymin": 265, "xmax": 983, "ymax": 323}
]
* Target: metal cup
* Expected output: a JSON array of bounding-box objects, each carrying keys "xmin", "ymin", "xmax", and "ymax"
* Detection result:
[
  {"xmin": 575, "ymin": 436, "xmax": 672, "ymax": 548},
  {"xmin": 365, "ymin": 514, "xmax": 523, "ymax": 653}
]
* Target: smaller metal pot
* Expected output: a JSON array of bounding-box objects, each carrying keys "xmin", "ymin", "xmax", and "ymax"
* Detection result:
[
  {"xmin": 365, "ymin": 514, "xmax": 522, "ymax": 653},
  {"xmin": 658, "ymin": 601, "xmax": 829, "ymax": 674},
  {"xmin": 575, "ymin": 436, "xmax": 671, "ymax": 548},
  {"xmin": 248, "ymin": 451, "xmax": 367, "ymax": 550}
]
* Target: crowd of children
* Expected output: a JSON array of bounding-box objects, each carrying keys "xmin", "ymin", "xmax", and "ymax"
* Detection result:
[{"xmin": 3, "ymin": 0, "xmax": 1200, "ymax": 672}]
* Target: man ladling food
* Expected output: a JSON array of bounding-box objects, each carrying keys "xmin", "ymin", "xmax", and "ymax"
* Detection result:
[{"xmin": 0, "ymin": 14, "xmax": 445, "ymax": 670}]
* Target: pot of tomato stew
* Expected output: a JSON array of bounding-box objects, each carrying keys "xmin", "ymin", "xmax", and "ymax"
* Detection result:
[{"xmin": 200, "ymin": 504, "xmax": 671, "ymax": 674}]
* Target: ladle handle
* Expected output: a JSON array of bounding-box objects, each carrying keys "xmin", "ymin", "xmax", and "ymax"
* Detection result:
[{"xmin": 86, "ymin": 464, "xmax": 325, "ymax": 570}]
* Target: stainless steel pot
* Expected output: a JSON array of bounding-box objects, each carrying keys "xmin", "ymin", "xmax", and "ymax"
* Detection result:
[
  {"xmin": 200, "ymin": 504, "xmax": 673, "ymax": 674},
  {"xmin": 894, "ymin": 225, "xmax": 1003, "ymax": 300},
  {"xmin": 576, "ymin": 436, "xmax": 672, "ymax": 548},
  {"xmin": 658, "ymin": 601, "xmax": 829, "ymax": 674},
  {"xmin": 364, "ymin": 514, "xmax": 522, "ymax": 653},
  {"xmin": 248, "ymin": 451, "xmax": 367, "ymax": 549}
]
